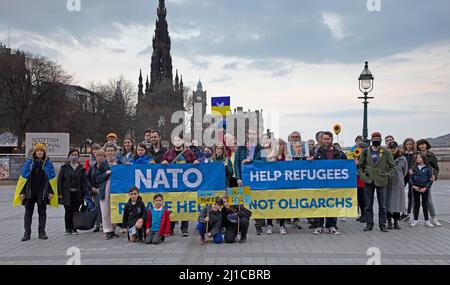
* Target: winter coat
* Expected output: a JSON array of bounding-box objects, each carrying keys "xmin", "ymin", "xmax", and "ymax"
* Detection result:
[
  {"xmin": 422, "ymin": 151, "xmax": 440, "ymax": 179},
  {"xmin": 409, "ymin": 165, "xmax": 433, "ymax": 189},
  {"xmin": 148, "ymin": 145, "xmax": 168, "ymax": 163},
  {"xmin": 86, "ymin": 162, "xmax": 99, "ymax": 195},
  {"xmin": 117, "ymin": 151, "xmax": 133, "ymax": 165},
  {"xmin": 358, "ymin": 147, "xmax": 396, "ymax": 187},
  {"xmin": 221, "ymin": 206, "xmax": 252, "ymax": 229},
  {"xmin": 234, "ymin": 143, "xmax": 263, "ymax": 179},
  {"xmin": 198, "ymin": 205, "xmax": 223, "ymax": 236},
  {"xmin": 145, "ymin": 207, "xmax": 171, "ymax": 236},
  {"xmin": 314, "ymin": 146, "xmax": 348, "ymax": 160},
  {"xmin": 17, "ymin": 158, "xmax": 56, "ymax": 207},
  {"xmin": 122, "ymin": 197, "xmax": 147, "ymax": 229},
  {"xmin": 57, "ymin": 162, "xmax": 88, "ymax": 207},
  {"xmin": 93, "ymin": 161, "xmax": 110, "ymax": 201},
  {"xmin": 386, "ymin": 155, "xmax": 408, "ymax": 212}
]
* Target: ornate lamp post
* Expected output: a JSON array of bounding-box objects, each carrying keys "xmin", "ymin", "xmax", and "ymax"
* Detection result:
[{"xmin": 358, "ymin": 61, "xmax": 374, "ymax": 143}]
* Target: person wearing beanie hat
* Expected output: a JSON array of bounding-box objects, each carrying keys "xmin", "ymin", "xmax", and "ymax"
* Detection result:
[
  {"xmin": 106, "ymin": 133, "xmax": 117, "ymax": 142},
  {"xmin": 57, "ymin": 149, "xmax": 88, "ymax": 235},
  {"xmin": 104, "ymin": 133, "xmax": 122, "ymax": 156},
  {"xmin": 358, "ymin": 132, "xmax": 396, "ymax": 232},
  {"xmin": 13, "ymin": 143, "xmax": 58, "ymax": 241}
]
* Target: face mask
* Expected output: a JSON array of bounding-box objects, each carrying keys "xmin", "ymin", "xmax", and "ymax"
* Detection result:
[
  {"xmin": 204, "ymin": 152, "xmax": 212, "ymax": 158},
  {"xmin": 69, "ymin": 156, "xmax": 79, "ymax": 162},
  {"xmin": 372, "ymin": 140, "xmax": 381, "ymax": 147}
]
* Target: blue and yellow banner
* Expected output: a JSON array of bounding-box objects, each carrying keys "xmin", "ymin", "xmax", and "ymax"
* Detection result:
[
  {"xmin": 242, "ymin": 160, "xmax": 358, "ymax": 218},
  {"xmin": 109, "ymin": 160, "xmax": 358, "ymax": 223},
  {"xmin": 110, "ymin": 163, "xmax": 225, "ymax": 223}
]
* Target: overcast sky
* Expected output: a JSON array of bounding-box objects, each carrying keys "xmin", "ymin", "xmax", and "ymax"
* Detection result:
[{"xmin": 1, "ymin": 0, "xmax": 449, "ymax": 145}]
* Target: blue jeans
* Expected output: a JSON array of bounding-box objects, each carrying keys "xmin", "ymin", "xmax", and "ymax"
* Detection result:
[{"xmin": 196, "ymin": 222, "xmax": 223, "ymax": 244}]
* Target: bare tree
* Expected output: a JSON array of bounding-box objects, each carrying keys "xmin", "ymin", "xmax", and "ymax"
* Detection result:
[
  {"xmin": 85, "ymin": 76, "xmax": 137, "ymax": 144},
  {"xmin": 0, "ymin": 50, "xmax": 71, "ymax": 149}
]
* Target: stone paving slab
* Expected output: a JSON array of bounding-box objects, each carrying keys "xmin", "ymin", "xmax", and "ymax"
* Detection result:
[{"xmin": 1, "ymin": 181, "xmax": 450, "ymax": 265}]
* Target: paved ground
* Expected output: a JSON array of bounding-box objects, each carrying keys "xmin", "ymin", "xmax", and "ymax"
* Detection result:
[{"xmin": 1, "ymin": 181, "xmax": 450, "ymax": 265}]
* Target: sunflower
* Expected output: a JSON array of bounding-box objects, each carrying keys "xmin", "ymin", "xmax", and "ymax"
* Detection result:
[
  {"xmin": 333, "ymin": 124, "xmax": 342, "ymax": 135},
  {"xmin": 353, "ymin": 147, "xmax": 362, "ymax": 157}
]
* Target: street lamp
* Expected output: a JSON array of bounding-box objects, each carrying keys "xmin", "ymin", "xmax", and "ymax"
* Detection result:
[{"xmin": 358, "ymin": 61, "xmax": 374, "ymax": 144}]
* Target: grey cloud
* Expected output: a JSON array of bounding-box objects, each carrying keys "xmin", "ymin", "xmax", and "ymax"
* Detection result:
[
  {"xmin": 222, "ymin": 62, "xmax": 239, "ymax": 70},
  {"xmin": 1, "ymin": 0, "xmax": 450, "ymax": 64}
]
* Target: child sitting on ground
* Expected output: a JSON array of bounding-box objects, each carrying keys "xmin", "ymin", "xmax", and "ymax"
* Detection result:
[
  {"xmin": 145, "ymin": 194, "xmax": 171, "ymax": 244},
  {"xmin": 197, "ymin": 197, "xmax": 223, "ymax": 245},
  {"xmin": 122, "ymin": 186, "xmax": 147, "ymax": 242},
  {"xmin": 221, "ymin": 195, "xmax": 252, "ymax": 243}
]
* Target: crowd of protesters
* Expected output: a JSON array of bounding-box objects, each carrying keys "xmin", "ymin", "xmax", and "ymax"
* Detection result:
[{"xmin": 15, "ymin": 128, "xmax": 442, "ymax": 244}]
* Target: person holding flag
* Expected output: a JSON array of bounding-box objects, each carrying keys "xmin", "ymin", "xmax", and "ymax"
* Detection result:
[{"xmin": 13, "ymin": 143, "xmax": 58, "ymax": 241}]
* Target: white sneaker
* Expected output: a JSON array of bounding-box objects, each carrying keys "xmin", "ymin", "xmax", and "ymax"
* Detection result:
[
  {"xmin": 432, "ymin": 218, "xmax": 442, "ymax": 227},
  {"xmin": 266, "ymin": 225, "xmax": 272, "ymax": 235},
  {"xmin": 313, "ymin": 227, "xmax": 323, "ymax": 235},
  {"xmin": 280, "ymin": 226, "xmax": 287, "ymax": 235},
  {"xmin": 425, "ymin": 221, "xmax": 435, "ymax": 228},
  {"xmin": 340, "ymin": 218, "xmax": 348, "ymax": 222},
  {"xmin": 409, "ymin": 220, "xmax": 418, "ymax": 227},
  {"xmin": 328, "ymin": 227, "xmax": 340, "ymax": 235}
]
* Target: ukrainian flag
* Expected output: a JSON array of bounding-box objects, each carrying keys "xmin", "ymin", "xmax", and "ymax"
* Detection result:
[
  {"xmin": 13, "ymin": 158, "xmax": 58, "ymax": 208},
  {"xmin": 211, "ymin": 96, "xmax": 231, "ymax": 116}
]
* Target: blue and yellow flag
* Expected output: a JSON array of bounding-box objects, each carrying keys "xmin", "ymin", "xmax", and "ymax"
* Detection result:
[
  {"xmin": 211, "ymin": 96, "xmax": 231, "ymax": 116},
  {"xmin": 13, "ymin": 158, "xmax": 58, "ymax": 208}
]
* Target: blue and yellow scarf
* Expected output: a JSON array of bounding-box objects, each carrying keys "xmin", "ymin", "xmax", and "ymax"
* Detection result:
[{"xmin": 13, "ymin": 158, "xmax": 58, "ymax": 208}]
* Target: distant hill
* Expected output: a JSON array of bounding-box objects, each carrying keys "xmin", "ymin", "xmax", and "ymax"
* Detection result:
[{"xmin": 427, "ymin": 133, "xmax": 450, "ymax": 147}]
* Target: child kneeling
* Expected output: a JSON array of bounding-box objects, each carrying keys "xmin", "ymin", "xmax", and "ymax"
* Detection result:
[
  {"xmin": 145, "ymin": 194, "xmax": 171, "ymax": 244},
  {"xmin": 197, "ymin": 197, "xmax": 223, "ymax": 245},
  {"xmin": 122, "ymin": 187, "xmax": 147, "ymax": 242}
]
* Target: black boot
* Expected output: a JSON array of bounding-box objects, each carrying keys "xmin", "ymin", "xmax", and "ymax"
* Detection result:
[
  {"xmin": 38, "ymin": 231, "xmax": 48, "ymax": 240},
  {"xmin": 387, "ymin": 219, "xmax": 394, "ymax": 230},
  {"xmin": 238, "ymin": 236, "xmax": 247, "ymax": 243},
  {"xmin": 363, "ymin": 225, "xmax": 373, "ymax": 232},
  {"xmin": 21, "ymin": 232, "xmax": 31, "ymax": 242},
  {"xmin": 380, "ymin": 225, "xmax": 388, "ymax": 232},
  {"xmin": 394, "ymin": 219, "xmax": 401, "ymax": 230}
]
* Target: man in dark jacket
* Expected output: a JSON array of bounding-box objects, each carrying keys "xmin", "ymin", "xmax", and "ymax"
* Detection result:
[
  {"xmin": 358, "ymin": 132, "xmax": 396, "ymax": 232},
  {"xmin": 122, "ymin": 187, "xmax": 147, "ymax": 242},
  {"xmin": 147, "ymin": 130, "xmax": 167, "ymax": 163},
  {"xmin": 313, "ymin": 131, "xmax": 347, "ymax": 235}
]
